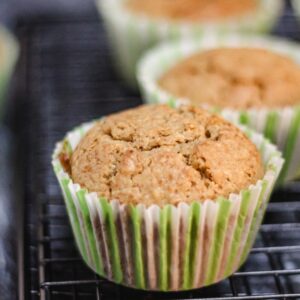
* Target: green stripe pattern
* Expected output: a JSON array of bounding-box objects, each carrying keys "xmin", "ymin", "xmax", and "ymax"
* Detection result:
[
  {"xmin": 205, "ymin": 199, "xmax": 231, "ymax": 285},
  {"xmin": 52, "ymin": 121, "xmax": 283, "ymax": 291},
  {"xmin": 130, "ymin": 205, "xmax": 145, "ymax": 288},
  {"xmin": 182, "ymin": 202, "xmax": 201, "ymax": 290}
]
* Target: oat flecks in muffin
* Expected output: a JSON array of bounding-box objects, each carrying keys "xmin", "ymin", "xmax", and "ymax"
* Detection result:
[
  {"xmin": 126, "ymin": 0, "xmax": 257, "ymax": 22},
  {"xmin": 159, "ymin": 48, "xmax": 300, "ymax": 109},
  {"xmin": 70, "ymin": 105, "xmax": 263, "ymax": 206}
]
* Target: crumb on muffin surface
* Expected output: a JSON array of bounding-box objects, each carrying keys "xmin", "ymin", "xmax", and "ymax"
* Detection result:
[
  {"xmin": 126, "ymin": 0, "xmax": 257, "ymax": 22},
  {"xmin": 68, "ymin": 105, "xmax": 263, "ymax": 206},
  {"xmin": 159, "ymin": 48, "xmax": 300, "ymax": 109}
]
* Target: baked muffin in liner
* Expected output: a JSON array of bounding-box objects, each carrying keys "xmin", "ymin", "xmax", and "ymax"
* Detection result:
[
  {"xmin": 137, "ymin": 35, "xmax": 300, "ymax": 184},
  {"xmin": 0, "ymin": 26, "xmax": 19, "ymax": 119},
  {"xmin": 52, "ymin": 117, "xmax": 283, "ymax": 291},
  {"xmin": 96, "ymin": 0, "xmax": 283, "ymax": 87}
]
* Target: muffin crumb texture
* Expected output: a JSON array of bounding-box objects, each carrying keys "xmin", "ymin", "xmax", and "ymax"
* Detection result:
[
  {"xmin": 159, "ymin": 48, "xmax": 300, "ymax": 109},
  {"xmin": 69, "ymin": 105, "xmax": 263, "ymax": 206},
  {"xmin": 126, "ymin": 0, "xmax": 257, "ymax": 22}
]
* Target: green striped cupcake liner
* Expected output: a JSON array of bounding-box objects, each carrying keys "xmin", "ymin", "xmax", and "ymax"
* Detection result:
[
  {"xmin": 52, "ymin": 119, "xmax": 283, "ymax": 291},
  {"xmin": 137, "ymin": 34, "xmax": 300, "ymax": 184},
  {"xmin": 0, "ymin": 26, "xmax": 19, "ymax": 120},
  {"xmin": 96, "ymin": 0, "xmax": 283, "ymax": 88}
]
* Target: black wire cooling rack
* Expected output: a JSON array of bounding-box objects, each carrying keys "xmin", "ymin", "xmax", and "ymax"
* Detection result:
[{"xmin": 15, "ymin": 1, "xmax": 300, "ymax": 299}]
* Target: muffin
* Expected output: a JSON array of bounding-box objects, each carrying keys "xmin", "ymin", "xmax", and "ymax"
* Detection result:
[
  {"xmin": 137, "ymin": 35, "xmax": 300, "ymax": 183},
  {"xmin": 97, "ymin": 0, "xmax": 283, "ymax": 87},
  {"xmin": 159, "ymin": 48, "xmax": 300, "ymax": 109},
  {"xmin": 126, "ymin": 0, "xmax": 257, "ymax": 22},
  {"xmin": 53, "ymin": 104, "xmax": 283, "ymax": 291},
  {"xmin": 0, "ymin": 27, "xmax": 18, "ymax": 119}
]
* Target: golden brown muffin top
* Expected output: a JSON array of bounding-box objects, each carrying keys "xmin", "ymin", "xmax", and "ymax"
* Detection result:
[
  {"xmin": 159, "ymin": 48, "xmax": 300, "ymax": 109},
  {"xmin": 68, "ymin": 105, "xmax": 263, "ymax": 206},
  {"xmin": 126, "ymin": 0, "xmax": 257, "ymax": 22}
]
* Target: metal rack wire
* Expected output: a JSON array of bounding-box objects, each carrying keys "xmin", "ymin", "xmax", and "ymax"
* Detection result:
[{"xmin": 17, "ymin": 1, "xmax": 300, "ymax": 299}]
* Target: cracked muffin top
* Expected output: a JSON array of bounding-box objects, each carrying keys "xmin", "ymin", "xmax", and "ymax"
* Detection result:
[
  {"xmin": 68, "ymin": 105, "xmax": 263, "ymax": 206},
  {"xmin": 159, "ymin": 48, "xmax": 300, "ymax": 109},
  {"xmin": 126, "ymin": 0, "xmax": 257, "ymax": 22}
]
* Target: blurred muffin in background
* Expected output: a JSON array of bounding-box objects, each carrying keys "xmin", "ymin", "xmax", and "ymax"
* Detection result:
[
  {"xmin": 159, "ymin": 48, "xmax": 300, "ymax": 109},
  {"xmin": 137, "ymin": 35, "xmax": 300, "ymax": 183},
  {"xmin": 97, "ymin": 0, "xmax": 283, "ymax": 87},
  {"xmin": 126, "ymin": 0, "xmax": 257, "ymax": 22}
]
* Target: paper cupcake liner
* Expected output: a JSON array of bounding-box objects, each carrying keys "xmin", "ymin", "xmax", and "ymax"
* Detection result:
[
  {"xmin": 0, "ymin": 27, "xmax": 19, "ymax": 119},
  {"xmin": 52, "ymin": 120, "xmax": 283, "ymax": 291},
  {"xmin": 137, "ymin": 34, "xmax": 300, "ymax": 184},
  {"xmin": 96, "ymin": 0, "xmax": 283, "ymax": 87}
]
